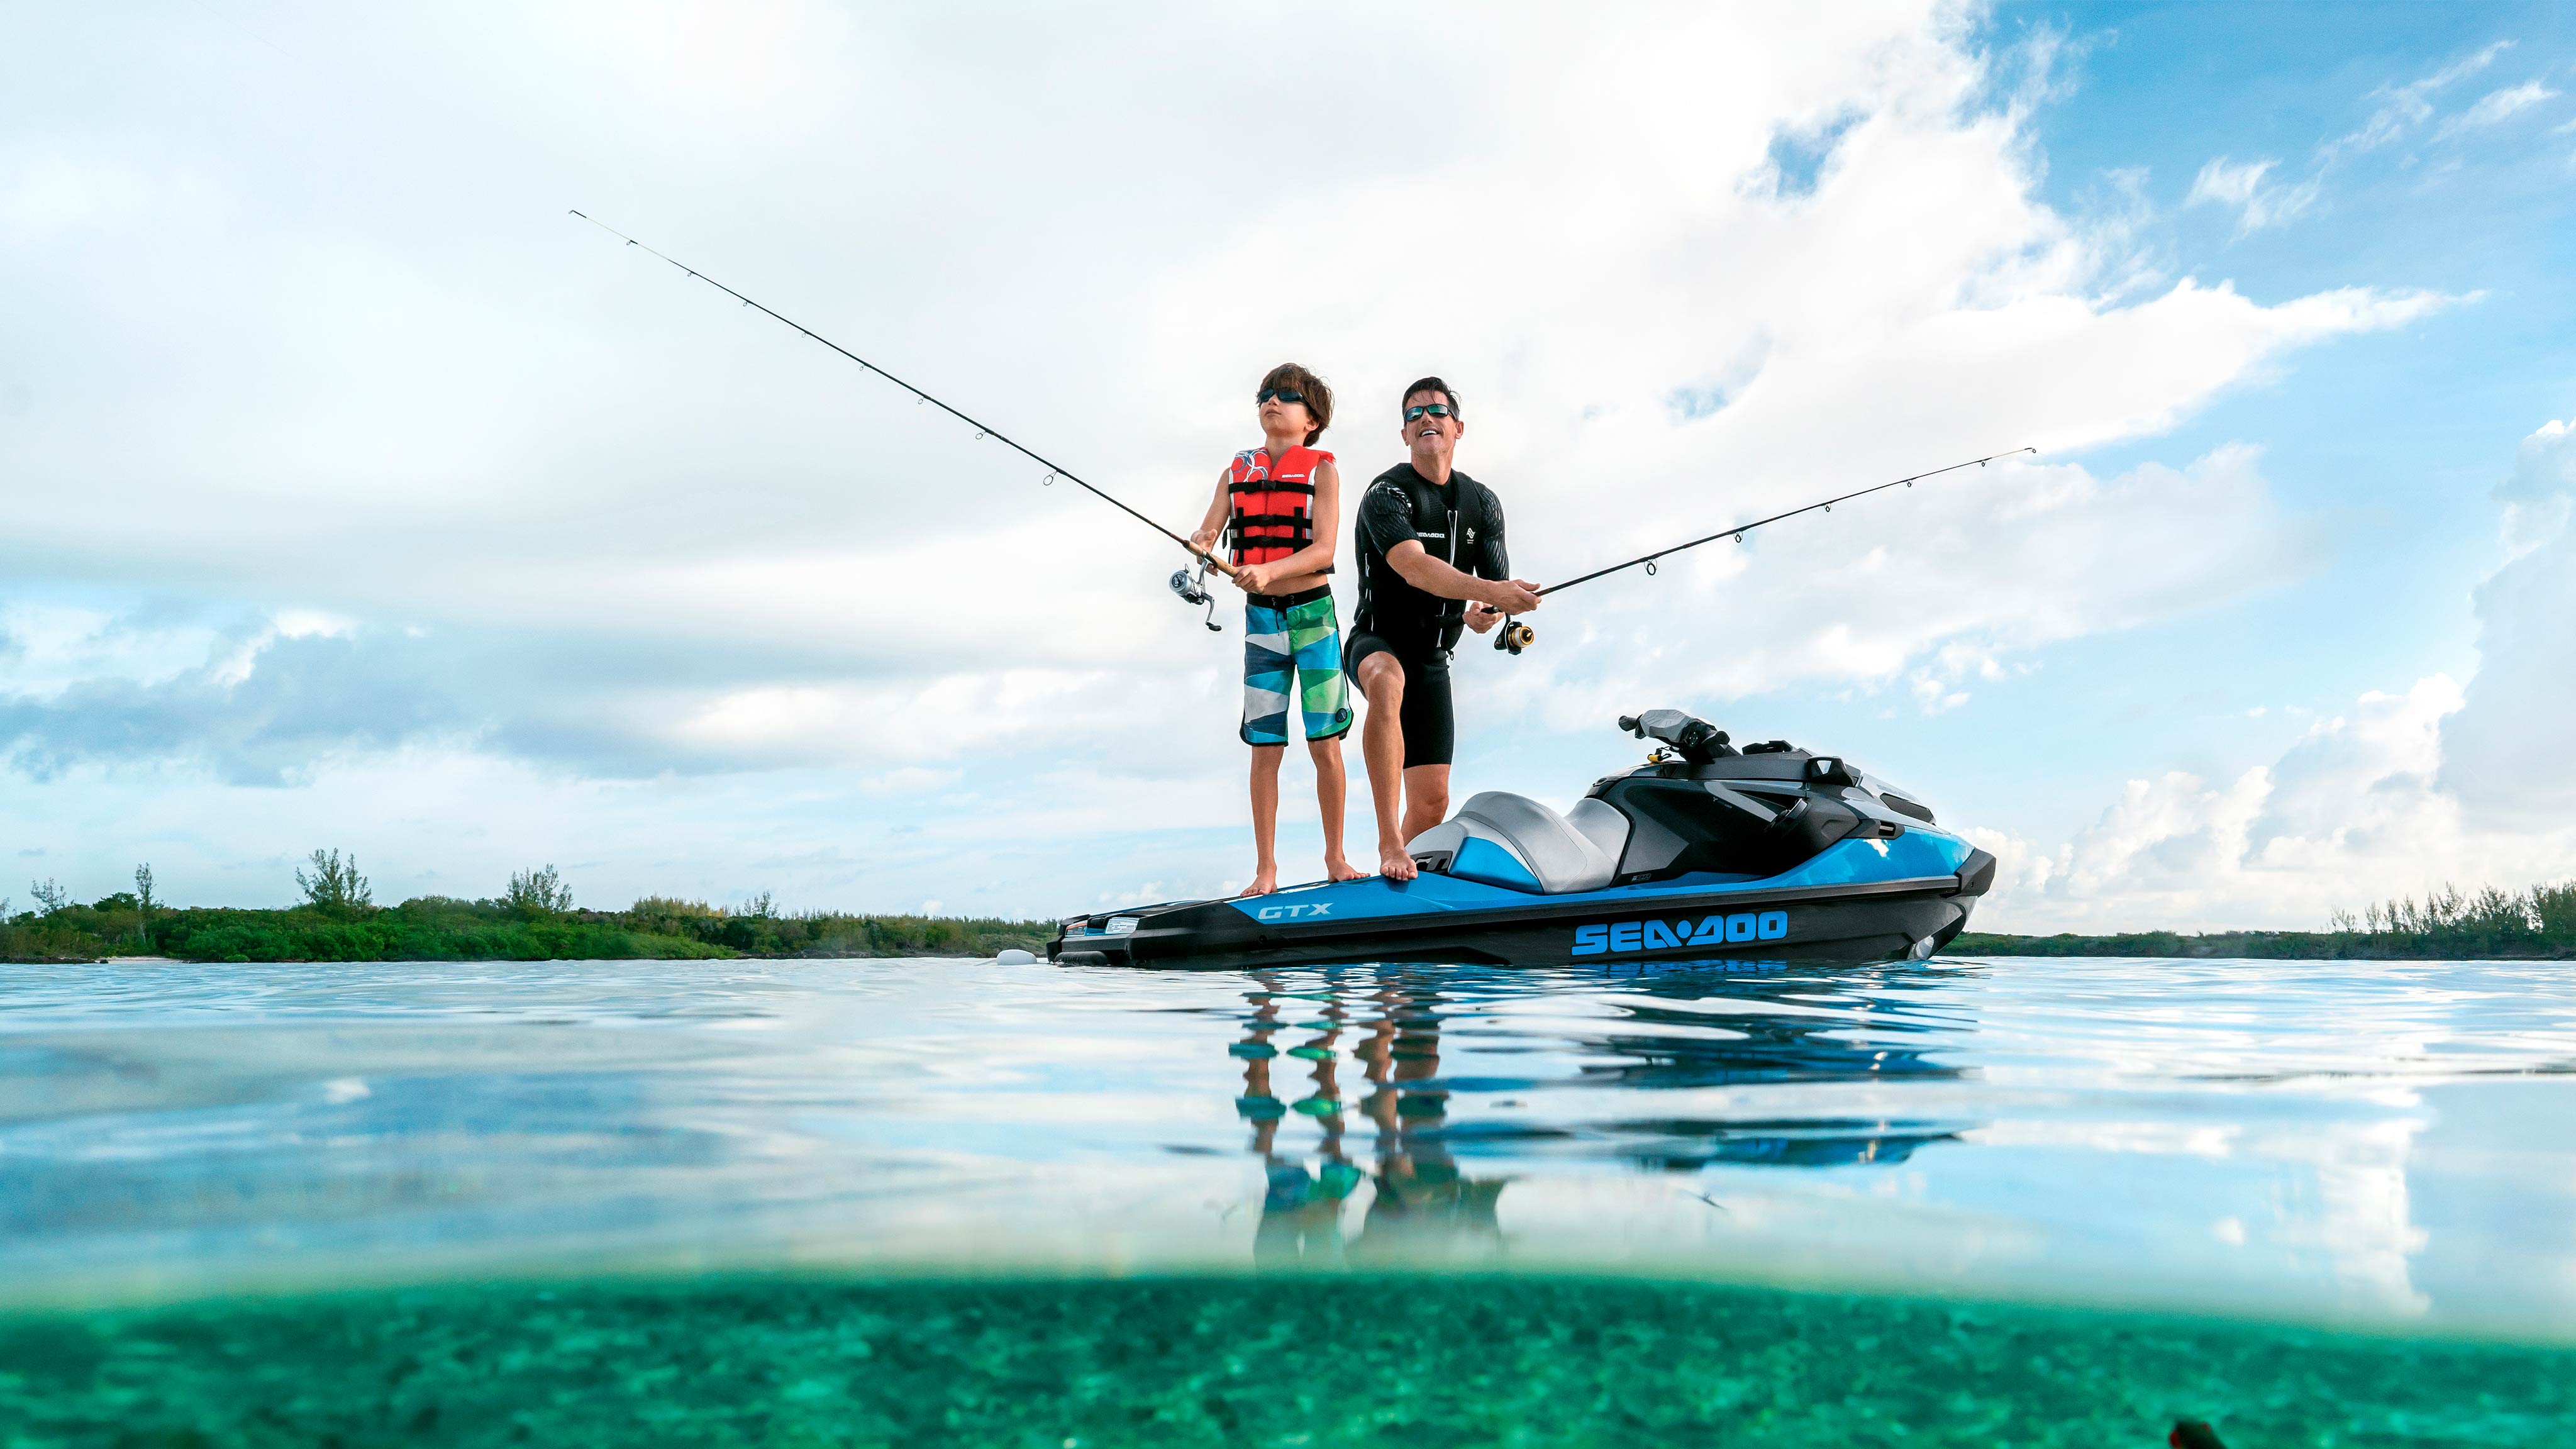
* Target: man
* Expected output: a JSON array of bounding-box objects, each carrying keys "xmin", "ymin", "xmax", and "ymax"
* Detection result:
[{"xmin": 1344, "ymin": 377, "xmax": 1544, "ymax": 879}]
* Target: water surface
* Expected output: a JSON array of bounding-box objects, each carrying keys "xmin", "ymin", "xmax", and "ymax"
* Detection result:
[{"xmin": 4, "ymin": 955, "xmax": 2573, "ymax": 1445}]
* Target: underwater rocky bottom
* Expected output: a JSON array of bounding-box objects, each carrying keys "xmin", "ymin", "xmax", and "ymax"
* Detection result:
[{"xmin": 4, "ymin": 1273, "xmax": 2570, "ymax": 1448}]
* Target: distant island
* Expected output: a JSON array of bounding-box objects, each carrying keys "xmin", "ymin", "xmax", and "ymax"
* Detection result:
[
  {"xmin": 1959, "ymin": 880, "xmax": 2576, "ymax": 961},
  {"xmin": 3, "ymin": 853, "xmax": 1051, "ymax": 965},
  {"xmin": 8, "ymin": 853, "xmax": 2569, "ymax": 965}
]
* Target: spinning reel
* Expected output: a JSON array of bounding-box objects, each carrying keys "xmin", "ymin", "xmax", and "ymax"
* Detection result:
[
  {"xmin": 1492, "ymin": 618, "xmax": 1535, "ymax": 655},
  {"xmin": 1169, "ymin": 562, "xmax": 1221, "ymax": 631}
]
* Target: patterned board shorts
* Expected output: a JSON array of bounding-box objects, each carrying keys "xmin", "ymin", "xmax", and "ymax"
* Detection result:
[{"xmin": 1243, "ymin": 587, "xmax": 1353, "ymax": 746}]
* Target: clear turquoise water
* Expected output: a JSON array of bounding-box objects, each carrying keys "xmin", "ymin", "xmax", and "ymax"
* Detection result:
[{"xmin": 3, "ymin": 956, "xmax": 2573, "ymax": 1445}]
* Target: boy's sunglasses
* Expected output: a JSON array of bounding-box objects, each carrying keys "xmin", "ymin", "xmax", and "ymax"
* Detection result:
[
  {"xmin": 1257, "ymin": 388, "xmax": 1306, "ymax": 406},
  {"xmin": 1404, "ymin": 403, "xmax": 1455, "ymax": 421}
]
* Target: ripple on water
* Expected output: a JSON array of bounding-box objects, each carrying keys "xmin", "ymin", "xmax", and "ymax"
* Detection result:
[{"xmin": 0, "ymin": 955, "xmax": 2570, "ymax": 1343}]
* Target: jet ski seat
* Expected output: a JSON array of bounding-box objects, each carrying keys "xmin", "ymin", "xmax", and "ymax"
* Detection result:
[{"xmin": 1407, "ymin": 791, "xmax": 1631, "ymax": 894}]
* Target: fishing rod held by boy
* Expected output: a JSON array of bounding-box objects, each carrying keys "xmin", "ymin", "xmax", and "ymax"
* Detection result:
[
  {"xmin": 1488, "ymin": 446, "xmax": 2036, "ymax": 654},
  {"xmin": 570, "ymin": 210, "xmax": 1238, "ymax": 589}
]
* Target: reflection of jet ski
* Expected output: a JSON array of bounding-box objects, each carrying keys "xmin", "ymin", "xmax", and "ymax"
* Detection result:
[{"xmin": 1054, "ymin": 711, "xmax": 1997, "ymax": 969}]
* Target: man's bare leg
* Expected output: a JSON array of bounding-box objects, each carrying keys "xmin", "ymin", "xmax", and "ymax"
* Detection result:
[
  {"xmin": 1353, "ymin": 653, "xmax": 1416, "ymax": 880},
  {"xmin": 1312, "ymin": 736, "xmax": 1365, "ymax": 880},
  {"xmin": 1400, "ymin": 763, "xmax": 1452, "ymax": 844},
  {"xmin": 1247, "ymin": 744, "xmax": 1284, "ymax": 895}
]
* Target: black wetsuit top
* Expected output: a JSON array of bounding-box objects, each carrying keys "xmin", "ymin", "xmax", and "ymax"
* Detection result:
[
  {"xmin": 1351, "ymin": 463, "xmax": 1510, "ymax": 655},
  {"xmin": 1345, "ymin": 464, "xmax": 1510, "ymax": 770}
]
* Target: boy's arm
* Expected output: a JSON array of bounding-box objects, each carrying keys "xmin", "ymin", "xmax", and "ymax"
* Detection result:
[{"xmin": 1189, "ymin": 470, "xmax": 1231, "ymax": 557}]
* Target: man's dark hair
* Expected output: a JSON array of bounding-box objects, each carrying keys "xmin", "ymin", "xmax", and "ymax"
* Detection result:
[
  {"xmin": 1260, "ymin": 362, "xmax": 1333, "ymax": 445},
  {"xmin": 1400, "ymin": 375, "xmax": 1460, "ymax": 420}
]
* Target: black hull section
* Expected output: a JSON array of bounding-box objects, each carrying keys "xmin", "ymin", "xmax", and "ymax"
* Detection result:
[{"xmin": 1054, "ymin": 850, "xmax": 1994, "ymax": 970}]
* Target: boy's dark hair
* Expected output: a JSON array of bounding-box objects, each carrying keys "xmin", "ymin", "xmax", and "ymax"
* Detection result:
[
  {"xmin": 1260, "ymin": 362, "xmax": 1333, "ymax": 445},
  {"xmin": 1400, "ymin": 375, "xmax": 1460, "ymax": 419}
]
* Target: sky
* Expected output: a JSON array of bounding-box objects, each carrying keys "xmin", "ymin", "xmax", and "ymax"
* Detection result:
[{"xmin": 4, "ymin": 1, "xmax": 2573, "ymax": 932}]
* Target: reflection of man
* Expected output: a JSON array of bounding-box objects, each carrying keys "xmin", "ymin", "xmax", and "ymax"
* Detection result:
[
  {"xmin": 1348, "ymin": 974, "xmax": 1505, "ymax": 1260},
  {"xmin": 1346, "ymin": 378, "xmax": 1545, "ymax": 880}
]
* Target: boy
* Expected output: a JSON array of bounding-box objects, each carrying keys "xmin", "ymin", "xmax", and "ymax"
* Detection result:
[{"xmin": 1191, "ymin": 364, "xmax": 1364, "ymax": 893}]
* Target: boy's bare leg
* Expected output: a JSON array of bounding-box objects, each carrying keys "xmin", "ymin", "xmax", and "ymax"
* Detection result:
[
  {"xmin": 1311, "ymin": 736, "xmax": 1364, "ymax": 880},
  {"xmin": 1247, "ymin": 745, "xmax": 1285, "ymax": 895},
  {"xmin": 1353, "ymin": 653, "xmax": 1416, "ymax": 880}
]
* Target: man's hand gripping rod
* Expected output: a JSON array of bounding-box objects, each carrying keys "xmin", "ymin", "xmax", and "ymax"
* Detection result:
[{"xmin": 1490, "ymin": 447, "xmax": 2035, "ymax": 655}]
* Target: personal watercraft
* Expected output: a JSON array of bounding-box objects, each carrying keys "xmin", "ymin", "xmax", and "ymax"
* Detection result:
[{"xmin": 1052, "ymin": 710, "xmax": 1997, "ymax": 969}]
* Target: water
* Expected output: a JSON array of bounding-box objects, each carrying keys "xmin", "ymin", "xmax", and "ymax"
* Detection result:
[{"xmin": 3, "ymin": 955, "xmax": 2573, "ymax": 1445}]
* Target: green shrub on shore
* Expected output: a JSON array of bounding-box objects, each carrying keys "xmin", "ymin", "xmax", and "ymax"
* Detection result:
[
  {"xmin": 4, "ymin": 877, "xmax": 1054, "ymax": 964},
  {"xmin": 1962, "ymin": 878, "xmax": 2576, "ymax": 959}
]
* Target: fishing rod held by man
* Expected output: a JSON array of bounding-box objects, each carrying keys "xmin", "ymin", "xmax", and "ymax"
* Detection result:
[{"xmin": 1490, "ymin": 446, "xmax": 2036, "ymax": 655}]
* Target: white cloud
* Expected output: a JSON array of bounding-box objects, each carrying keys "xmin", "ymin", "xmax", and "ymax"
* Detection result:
[
  {"xmin": 1514, "ymin": 442, "xmax": 2319, "ymax": 740},
  {"xmin": 2435, "ymin": 80, "xmax": 2562, "ymax": 138},
  {"xmin": 2186, "ymin": 156, "xmax": 2321, "ymax": 233},
  {"xmin": 4, "ymin": 6, "xmax": 2451, "ymax": 781},
  {"xmin": 2318, "ymin": 41, "xmax": 2513, "ymax": 164},
  {"xmin": 2440, "ymin": 414, "xmax": 2576, "ymax": 822},
  {"xmin": 0, "ymin": 4, "xmax": 2481, "ymax": 905},
  {"xmin": 1975, "ymin": 413, "xmax": 2576, "ymax": 933}
]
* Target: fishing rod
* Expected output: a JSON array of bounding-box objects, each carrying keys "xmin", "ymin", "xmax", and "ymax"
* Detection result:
[
  {"xmin": 569, "ymin": 211, "xmax": 1241, "ymax": 624},
  {"xmin": 1491, "ymin": 447, "xmax": 2035, "ymax": 654}
]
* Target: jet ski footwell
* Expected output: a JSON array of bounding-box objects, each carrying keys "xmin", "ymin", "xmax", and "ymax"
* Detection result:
[{"xmin": 1052, "ymin": 712, "xmax": 1997, "ymax": 970}]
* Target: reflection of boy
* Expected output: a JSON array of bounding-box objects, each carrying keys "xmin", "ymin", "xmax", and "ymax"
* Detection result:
[
  {"xmin": 1191, "ymin": 364, "xmax": 1364, "ymax": 895},
  {"xmin": 1233, "ymin": 979, "xmax": 1362, "ymax": 1267}
]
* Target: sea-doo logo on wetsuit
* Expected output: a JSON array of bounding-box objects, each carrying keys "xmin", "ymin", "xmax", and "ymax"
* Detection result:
[
  {"xmin": 1255, "ymin": 902, "xmax": 1335, "ymax": 921},
  {"xmin": 1572, "ymin": 910, "xmax": 1788, "ymax": 957}
]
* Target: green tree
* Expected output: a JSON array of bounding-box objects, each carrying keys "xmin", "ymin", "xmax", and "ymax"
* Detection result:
[
  {"xmin": 135, "ymin": 863, "xmax": 157, "ymax": 947},
  {"xmin": 504, "ymin": 864, "xmax": 575, "ymax": 917},
  {"xmin": 295, "ymin": 849, "xmax": 374, "ymax": 916},
  {"xmin": 28, "ymin": 879, "xmax": 69, "ymax": 914}
]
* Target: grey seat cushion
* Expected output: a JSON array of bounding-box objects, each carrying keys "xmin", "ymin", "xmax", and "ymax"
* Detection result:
[
  {"xmin": 1567, "ymin": 797, "xmax": 1632, "ymax": 871},
  {"xmin": 1411, "ymin": 791, "xmax": 1621, "ymax": 894}
]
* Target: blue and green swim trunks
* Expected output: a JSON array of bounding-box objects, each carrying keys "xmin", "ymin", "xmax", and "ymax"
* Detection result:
[{"xmin": 1242, "ymin": 585, "xmax": 1353, "ymax": 746}]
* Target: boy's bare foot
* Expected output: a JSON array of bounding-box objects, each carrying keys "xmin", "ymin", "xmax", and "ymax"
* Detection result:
[
  {"xmin": 1377, "ymin": 841, "xmax": 1418, "ymax": 881},
  {"xmin": 1325, "ymin": 855, "xmax": 1367, "ymax": 882},
  {"xmin": 1245, "ymin": 867, "xmax": 1280, "ymax": 896}
]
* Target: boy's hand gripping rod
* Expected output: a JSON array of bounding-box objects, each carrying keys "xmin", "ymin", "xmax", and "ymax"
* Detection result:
[
  {"xmin": 1489, "ymin": 446, "xmax": 2036, "ymax": 655},
  {"xmin": 569, "ymin": 212, "xmax": 1241, "ymax": 614}
]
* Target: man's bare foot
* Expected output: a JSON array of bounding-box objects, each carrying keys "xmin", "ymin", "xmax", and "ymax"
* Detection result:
[
  {"xmin": 1377, "ymin": 841, "xmax": 1418, "ymax": 881},
  {"xmin": 1245, "ymin": 867, "xmax": 1279, "ymax": 896},
  {"xmin": 1325, "ymin": 855, "xmax": 1367, "ymax": 882}
]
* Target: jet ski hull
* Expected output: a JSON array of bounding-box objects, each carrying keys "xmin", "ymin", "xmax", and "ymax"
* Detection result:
[{"xmin": 1053, "ymin": 836, "xmax": 1997, "ymax": 970}]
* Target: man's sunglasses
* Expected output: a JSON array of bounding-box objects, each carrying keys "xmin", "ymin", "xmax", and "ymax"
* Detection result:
[
  {"xmin": 1404, "ymin": 403, "xmax": 1455, "ymax": 421},
  {"xmin": 1257, "ymin": 388, "xmax": 1306, "ymax": 406}
]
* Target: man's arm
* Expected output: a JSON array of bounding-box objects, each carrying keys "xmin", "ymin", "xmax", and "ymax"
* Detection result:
[
  {"xmin": 1385, "ymin": 540, "xmax": 1541, "ymax": 615},
  {"xmin": 1462, "ymin": 487, "xmax": 1523, "ymax": 632}
]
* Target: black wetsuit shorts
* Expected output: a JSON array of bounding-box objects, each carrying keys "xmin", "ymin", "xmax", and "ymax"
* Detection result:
[{"xmin": 1343, "ymin": 630, "xmax": 1455, "ymax": 769}]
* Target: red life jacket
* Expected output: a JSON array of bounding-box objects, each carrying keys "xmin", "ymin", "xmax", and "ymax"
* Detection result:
[{"xmin": 1227, "ymin": 444, "xmax": 1334, "ymax": 570}]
